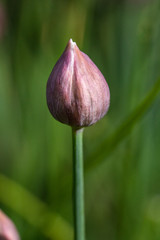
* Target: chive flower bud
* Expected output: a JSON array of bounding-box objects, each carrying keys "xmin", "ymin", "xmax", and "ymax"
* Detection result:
[
  {"xmin": 46, "ymin": 39, "xmax": 110, "ymax": 127},
  {"xmin": 0, "ymin": 210, "xmax": 20, "ymax": 240}
]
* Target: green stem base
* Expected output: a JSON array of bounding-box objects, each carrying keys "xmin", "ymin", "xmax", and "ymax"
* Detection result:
[{"xmin": 72, "ymin": 127, "xmax": 85, "ymax": 240}]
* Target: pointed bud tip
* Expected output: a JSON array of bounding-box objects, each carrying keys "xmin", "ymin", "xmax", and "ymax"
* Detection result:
[{"xmin": 67, "ymin": 38, "xmax": 77, "ymax": 50}]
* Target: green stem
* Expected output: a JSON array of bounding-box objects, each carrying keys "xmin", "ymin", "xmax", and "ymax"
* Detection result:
[{"xmin": 72, "ymin": 127, "xmax": 85, "ymax": 240}]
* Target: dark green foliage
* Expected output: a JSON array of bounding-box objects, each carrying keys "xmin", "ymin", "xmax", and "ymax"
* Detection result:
[{"xmin": 0, "ymin": 0, "xmax": 160, "ymax": 239}]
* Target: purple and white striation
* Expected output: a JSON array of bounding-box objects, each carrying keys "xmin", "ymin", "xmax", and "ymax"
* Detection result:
[{"xmin": 46, "ymin": 39, "xmax": 110, "ymax": 127}]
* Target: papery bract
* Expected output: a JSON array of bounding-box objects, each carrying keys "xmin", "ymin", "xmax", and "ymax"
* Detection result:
[{"xmin": 46, "ymin": 39, "xmax": 110, "ymax": 127}]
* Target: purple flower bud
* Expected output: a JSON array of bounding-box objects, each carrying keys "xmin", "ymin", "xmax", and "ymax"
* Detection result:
[
  {"xmin": 0, "ymin": 210, "xmax": 20, "ymax": 240},
  {"xmin": 46, "ymin": 39, "xmax": 110, "ymax": 127}
]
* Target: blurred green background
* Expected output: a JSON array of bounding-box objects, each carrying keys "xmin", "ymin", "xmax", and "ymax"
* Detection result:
[{"xmin": 1, "ymin": 0, "xmax": 160, "ymax": 239}]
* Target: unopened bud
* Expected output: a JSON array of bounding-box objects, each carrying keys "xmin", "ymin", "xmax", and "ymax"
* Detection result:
[
  {"xmin": 0, "ymin": 210, "xmax": 20, "ymax": 240},
  {"xmin": 46, "ymin": 39, "xmax": 110, "ymax": 127}
]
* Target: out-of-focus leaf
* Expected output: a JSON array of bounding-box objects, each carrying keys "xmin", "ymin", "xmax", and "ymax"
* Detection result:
[
  {"xmin": 0, "ymin": 174, "xmax": 73, "ymax": 240},
  {"xmin": 85, "ymin": 77, "xmax": 160, "ymax": 170}
]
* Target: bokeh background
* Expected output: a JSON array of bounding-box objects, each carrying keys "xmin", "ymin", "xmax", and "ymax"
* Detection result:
[{"xmin": 1, "ymin": 0, "xmax": 160, "ymax": 239}]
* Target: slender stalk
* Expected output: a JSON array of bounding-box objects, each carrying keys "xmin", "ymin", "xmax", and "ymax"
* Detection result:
[{"xmin": 72, "ymin": 127, "xmax": 85, "ymax": 240}]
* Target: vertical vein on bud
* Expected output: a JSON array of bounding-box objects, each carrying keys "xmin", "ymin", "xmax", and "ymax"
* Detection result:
[{"xmin": 68, "ymin": 39, "xmax": 75, "ymax": 107}]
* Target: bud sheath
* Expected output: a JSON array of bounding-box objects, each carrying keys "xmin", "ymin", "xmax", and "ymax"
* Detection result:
[{"xmin": 46, "ymin": 39, "xmax": 110, "ymax": 127}]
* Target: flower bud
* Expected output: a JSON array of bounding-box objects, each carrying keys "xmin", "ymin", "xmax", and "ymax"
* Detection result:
[
  {"xmin": 46, "ymin": 39, "xmax": 110, "ymax": 127},
  {"xmin": 0, "ymin": 210, "xmax": 20, "ymax": 240}
]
